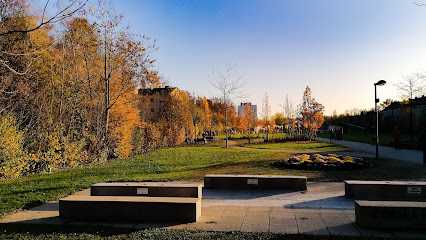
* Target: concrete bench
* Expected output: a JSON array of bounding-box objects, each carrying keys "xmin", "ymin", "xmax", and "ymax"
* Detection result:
[
  {"xmin": 59, "ymin": 195, "xmax": 201, "ymax": 222},
  {"xmin": 91, "ymin": 182, "xmax": 202, "ymax": 198},
  {"xmin": 355, "ymin": 200, "xmax": 426, "ymax": 230},
  {"xmin": 204, "ymin": 174, "xmax": 307, "ymax": 190},
  {"xmin": 345, "ymin": 180, "xmax": 426, "ymax": 200}
]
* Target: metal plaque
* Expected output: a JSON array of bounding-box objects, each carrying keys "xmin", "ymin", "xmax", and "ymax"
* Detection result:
[
  {"xmin": 137, "ymin": 188, "xmax": 149, "ymax": 195},
  {"xmin": 247, "ymin": 179, "xmax": 258, "ymax": 185},
  {"xmin": 407, "ymin": 187, "xmax": 421, "ymax": 194}
]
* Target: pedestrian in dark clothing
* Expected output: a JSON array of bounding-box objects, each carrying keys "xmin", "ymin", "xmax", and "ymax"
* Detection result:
[
  {"xmin": 420, "ymin": 126, "xmax": 426, "ymax": 165},
  {"xmin": 329, "ymin": 129, "xmax": 335, "ymax": 143},
  {"xmin": 392, "ymin": 126, "xmax": 401, "ymax": 150}
]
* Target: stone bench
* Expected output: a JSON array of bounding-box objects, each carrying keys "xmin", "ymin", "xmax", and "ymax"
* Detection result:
[
  {"xmin": 345, "ymin": 180, "xmax": 426, "ymax": 200},
  {"xmin": 59, "ymin": 195, "xmax": 201, "ymax": 222},
  {"xmin": 355, "ymin": 200, "xmax": 426, "ymax": 230},
  {"xmin": 204, "ymin": 174, "xmax": 307, "ymax": 190},
  {"xmin": 91, "ymin": 182, "xmax": 202, "ymax": 198}
]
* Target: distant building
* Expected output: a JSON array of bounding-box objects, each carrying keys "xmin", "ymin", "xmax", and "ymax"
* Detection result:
[
  {"xmin": 237, "ymin": 102, "xmax": 257, "ymax": 119},
  {"xmin": 138, "ymin": 86, "xmax": 179, "ymax": 122}
]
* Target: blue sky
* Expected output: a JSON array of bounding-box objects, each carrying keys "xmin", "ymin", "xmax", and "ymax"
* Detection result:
[{"xmin": 110, "ymin": 0, "xmax": 426, "ymax": 115}]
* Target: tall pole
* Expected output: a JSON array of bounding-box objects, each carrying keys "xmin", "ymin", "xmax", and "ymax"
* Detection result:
[
  {"xmin": 375, "ymin": 85, "xmax": 379, "ymax": 159},
  {"xmin": 374, "ymin": 80, "xmax": 386, "ymax": 159}
]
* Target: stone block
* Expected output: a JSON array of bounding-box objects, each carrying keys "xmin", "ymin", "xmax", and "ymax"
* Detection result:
[
  {"xmin": 204, "ymin": 174, "xmax": 307, "ymax": 190},
  {"xmin": 59, "ymin": 195, "xmax": 201, "ymax": 222},
  {"xmin": 345, "ymin": 180, "xmax": 426, "ymax": 200},
  {"xmin": 355, "ymin": 200, "xmax": 426, "ymax": 230},
  {"xmin": 91, "ymin": 182, "xmax": 202, "ymax": 198}
]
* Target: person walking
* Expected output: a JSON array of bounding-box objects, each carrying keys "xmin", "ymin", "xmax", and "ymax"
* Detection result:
[
  {"xmin": 329, "ymin": 129, "xmax": 335, "ymax": 143},
  {"xmin": 392, "ymin": 126, "xmax": 401, "ymax": 150}
]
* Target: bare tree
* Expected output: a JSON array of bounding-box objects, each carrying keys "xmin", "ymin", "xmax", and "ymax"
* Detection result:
[
  {"xmin": 281, "ymin": 94, "xmax": 296, "ymax": 138},
  {"xmin": 394, "ymin": 72, "xmax": 425, "ymax": 100},
  {"xmin": 394, "ymin": 72, "xmax": 426, "ymax": 141},
  {"xmin": 0, "ymin": 0, "xmax": 88, "ymax": 37},
  {"xmin": 209, "ymin": 63, "xmax": 245, "ymax": 148},
  {"xmin": 262, "ymin": 92, "xmax": 271, "ymax": 141}
]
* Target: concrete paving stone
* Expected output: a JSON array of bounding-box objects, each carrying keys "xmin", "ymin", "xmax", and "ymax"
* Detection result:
[
  {"xmin": 162, "ymin": 223, "xmax": 189, "ymax": 230},
  {"xmin": 244, "ymin": 211, "xmax": 269, "ymax": 219},
  {"xmin": 0, "ymin": 210, "xmax": 59, "ymax": 223},
  {"xmin": 294, "ymin": 212, "xmax": 322, "ymax": 220},
  {"xmin": 320, "ymin": 213, "xmax": 352, "ymax": 221},
  {"xmin": 221, "ymin": 210, "xmax": 246, "ymax": 217},
  {"xmin": 228, "ymin": 200, "xmax": 251, "ymax": 206},
  {"xmin": 345, "ymin": 214, "xmax": 356, "ymax": 223},
  {"xmin": 133, "ymin": 222, "xmax": 164, "ymax": 229},
  {"xmin": 30, "ymin": 202, "xmax": 59, "ymax": 211},
  {"xmin": 73, "ymin": 189, "xmax": 90, "ymax": 196},
  {"xmin": 322, "ymin": 219, "xmax": 352, "ymax": 227},
  {"xmin": 392, "ymin": 231, "xmax": 426, "ymax": 239},
  {"xmin": 270, "ymin": 215, "xmax": 296, "ymax": 225},
  {"xmin": 198, "ymin": 215, "xmax": 220, "ymax": 223},
  {"xmin": 270, "ymin": 211, "xmax": 295, "ymax": 218},
  {"xmin": 186, "ymin": 222, "xmax": 216, "ymax": 231},
  {"xmin": 270, "ymin": 206, "xmax": 293, "ymax": 212},
  {"xmin": 247, "ymin": 206, "xmax": 270, "ymax": 212},
  {"xmin": 355, "ymin": 226, "xmax": 396, "ymax": 238},
  {"xmin": 293, "ymin": 209, "xmax": 318, "ymax": 213},
  {"xmin": 212, "ymin": 223, "xmax": 242, "ymax": 232},
  {"xmin": 203, "ymin": 205, "xmax": 226, "ymax": 211},
  {"xmin": 216, "ymin": 215, "xmax": 244, "ymax": 225},
  {"xmin": 269, "ymin": 224, "xmax": 299, "ymax": 234},
  {"xmin": 296, "ymin": 219, "xmax": 327, "ymax": 228},
  {"xmin": 243, "ymin": 216, "xmax": 269, "ymax": 225},
  {"xmin": 20, "ymin": 216, "xmax": 69, "ymax": 225},
  {"xmin": 66, "ymin": 220, "xmax": 137, "ymax": 229},
  {"xmin": 327, "ymin": 223, "xmax": 362, "ymax": 236},
  {"xmin": 240, "ymin": 223, "xmax": 269, "ymax": 233},
  {"xmin": 299, "ymin": 229, "xmax": 330, "ymax": 236},
  {"xmin": 225, "ymin": 206, "xmax": 248, "ymax": 211},
  {"xmin": 267, "ymin": 200, "xmax": 294, "ymax": 206}
]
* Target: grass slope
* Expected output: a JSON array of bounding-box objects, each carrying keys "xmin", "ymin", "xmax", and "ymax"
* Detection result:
[
  {"xmin": 244, "ymin": 142, "xmax": 346, "ymax": 151},
  {"xmin": 0, "ymin": 146, "xmax": 289, "ymax": 217}
]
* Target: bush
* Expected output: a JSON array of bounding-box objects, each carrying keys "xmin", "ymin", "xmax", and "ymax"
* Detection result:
[{"xmin": 279, "ymin": 153, "xmax": 371, "ymax": 170}]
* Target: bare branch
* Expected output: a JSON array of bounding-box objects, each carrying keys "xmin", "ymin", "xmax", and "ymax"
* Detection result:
[{"xmin": 0, "ymin": 0, "xmax": 88, "ymax": 37}]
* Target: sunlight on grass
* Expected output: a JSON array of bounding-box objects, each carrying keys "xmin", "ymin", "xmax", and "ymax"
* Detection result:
[
  {"xmin": 244, "ymin": 142, "xmax": 347, "ymax": 151},
  {"xmin": 0, "ymin": 146, "xmax": 284, "ymax": 216}
]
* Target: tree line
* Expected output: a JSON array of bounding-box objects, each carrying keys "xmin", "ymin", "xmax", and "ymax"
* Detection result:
[{"xmin": 0, "ymin": 0, "xmax": 326, "ymax": 178}]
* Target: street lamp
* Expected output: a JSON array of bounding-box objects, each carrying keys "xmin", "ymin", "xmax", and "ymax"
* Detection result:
[{"xmin": 374, "ymin": 80, "xmax": 386, "ymax": 159}]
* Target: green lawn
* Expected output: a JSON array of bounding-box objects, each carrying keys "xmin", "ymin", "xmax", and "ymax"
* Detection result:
[
  {"xmin": 0, "ymin": 146, "xmax": 289, "ymax": 217},
  {"xmin": 244, "ymin": 142, "xmax": 347, "ymax": 151},
  {"xmin": 0, "ymin": 144, "xmax": 425, "ymax": 239}
]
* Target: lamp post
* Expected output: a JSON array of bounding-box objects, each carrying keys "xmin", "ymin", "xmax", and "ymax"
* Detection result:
[{"xmin": 374, "ymin": 80, "xmax": 386, "ymax": 159}]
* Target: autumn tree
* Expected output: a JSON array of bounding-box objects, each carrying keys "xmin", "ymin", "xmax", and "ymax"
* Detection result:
[
  {"xmin": 299, "ymin": 86, "xmax": 324, "ymax": 140},
  {"xmin": 201, "ymin": 96, "xmax": 212, "ymax": 132},
  {"xmin": 209, "ymin": 63, "xmax": 245, "ymax": 148},
  {"xmin": 88, "ymin": 2, "xmax": 155, "ymax": 159},
  {"xmin": 188, "ymin": 95, "xmax": 204, "ymax": 142},
  {"xmin": 158, "ymin": 90, "xmax": 192, "ymax": 146},
  {"xmin": 244, "ymin": 104, "xmax": 256, "ymax": 143}
]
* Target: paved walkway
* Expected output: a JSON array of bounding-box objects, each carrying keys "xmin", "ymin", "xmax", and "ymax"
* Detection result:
[
  {"xmin": 317, "ymin": 137, "xmax": 424, "ymax": 165},
  {"xmin": 1, "ymin": 182, "xmax": 425, "ymax": 238}
]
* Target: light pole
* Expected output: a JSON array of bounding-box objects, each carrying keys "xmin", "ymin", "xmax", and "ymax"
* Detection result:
[{"xmin": 374, "ymin": 80, "xmax": 386, "ymax": 159}]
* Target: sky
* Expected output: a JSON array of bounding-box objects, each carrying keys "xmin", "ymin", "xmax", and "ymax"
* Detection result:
[{"xmin": 107, "ymin": 0, "xmax": 426, "ymax": 116}]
